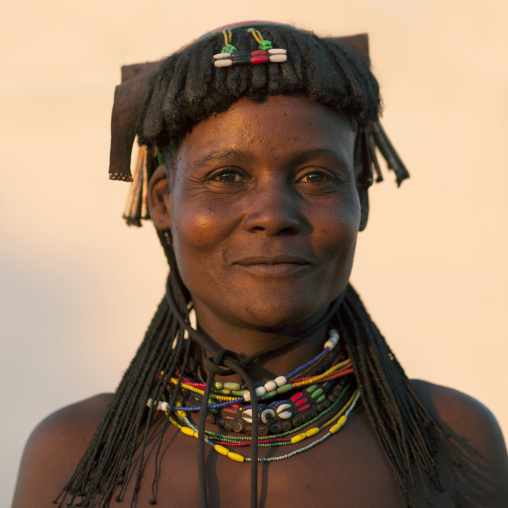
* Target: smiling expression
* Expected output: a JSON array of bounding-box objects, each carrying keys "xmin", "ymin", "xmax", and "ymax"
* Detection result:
[{"xmin": 162, "ymin": 96, "xmax": 363, "ymax": 331}]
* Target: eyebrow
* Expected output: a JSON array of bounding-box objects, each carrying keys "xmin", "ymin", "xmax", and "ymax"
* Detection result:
[
  {"xmin": 190, "ymin": 149, "xmax": 254, "ymax": 169},
  {"xmin": 190, "ymin": 148, "xmax": 350, "ymax": 170},
  {"xmin": 288, "ymin": 148, "xmax": 350, "ymax": 168}
]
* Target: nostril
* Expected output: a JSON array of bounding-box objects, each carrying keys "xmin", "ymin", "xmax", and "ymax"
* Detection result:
[
  {"xmin": 243, "ymin": 188, "xmax": 304, "ymax": 235},
  {"xmin": 279, "ymin": 226, "xmax": 299, "ymax": 236}
]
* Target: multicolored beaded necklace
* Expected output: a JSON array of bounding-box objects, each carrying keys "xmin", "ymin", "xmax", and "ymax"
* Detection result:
[{"xmin": 147, "ymin": 328, "xmax": 360, "ymax": 463}]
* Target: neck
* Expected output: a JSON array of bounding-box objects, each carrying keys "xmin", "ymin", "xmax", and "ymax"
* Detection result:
[{"xmin": 192, "ymin": 304, "xmax": 331, "ymax": 383}]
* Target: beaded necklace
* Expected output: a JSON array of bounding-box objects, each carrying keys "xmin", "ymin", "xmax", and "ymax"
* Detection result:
[{"xmin": 147, "ymin": 328, "xmax": 360, "ymax": 462}]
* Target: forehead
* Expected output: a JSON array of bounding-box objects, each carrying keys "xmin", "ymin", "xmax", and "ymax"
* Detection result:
[{"xmin": 175, "ymin": 96, "xmax": 356, "ymax": 166}]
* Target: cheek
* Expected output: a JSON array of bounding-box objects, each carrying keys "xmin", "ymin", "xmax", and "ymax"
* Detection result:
[
  {"xmin": 313, "ymin": 195, "xmax": 360, "ymax": 279},
  {"xmin": 172, "ymin": 207, "xmax": 219, "ymax": 249},
  {"xmin": 169, "ymin": 197, "xmax": 239, "ymax": 288}
]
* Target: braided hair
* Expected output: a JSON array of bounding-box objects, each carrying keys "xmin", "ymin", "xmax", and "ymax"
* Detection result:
[{"xmin": 56, "ymin": 23, "xmax": 450, "ymax": 508}]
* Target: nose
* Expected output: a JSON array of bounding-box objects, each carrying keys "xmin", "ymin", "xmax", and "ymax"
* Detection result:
[{"xmin": 242, "ymin": 180, "xmax": 304, "ymax": 236}]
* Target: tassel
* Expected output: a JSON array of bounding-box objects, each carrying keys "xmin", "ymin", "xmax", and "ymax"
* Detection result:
[
  {"xmin": 366, "ymin": 128, "xmax": 383, "ymax": 183},
  {"xmin": 123, "ymin": 145, "xmax": 148, "ymax": 226},
  {"xmin": 370, "ymin": 121, "xmax": 409, "ymax": 186}
]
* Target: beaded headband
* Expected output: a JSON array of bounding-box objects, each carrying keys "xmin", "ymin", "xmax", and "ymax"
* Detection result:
[
  {"xmin": 109, "ymin": 23, "xmax": 409, "ymax": 226},
  {"xmin": 213, "ymin": 28, "xmax": 287, "ymax": 67}
]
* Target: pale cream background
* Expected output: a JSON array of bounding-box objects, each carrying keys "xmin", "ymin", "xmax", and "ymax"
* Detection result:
[{"xmin": 1, "ymin": 0, "xmax": 507, "ymax": 504}]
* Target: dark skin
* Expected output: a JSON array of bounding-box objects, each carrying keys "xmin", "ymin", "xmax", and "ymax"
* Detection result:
[{"xmin": 13, "ymin": 97, "xmax": 508, "ymax": 507}]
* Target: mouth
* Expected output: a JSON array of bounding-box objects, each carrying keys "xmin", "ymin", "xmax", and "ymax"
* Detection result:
[{"xmin": 232, "ymin": 255, "xmax": 314, "ymax": 276}]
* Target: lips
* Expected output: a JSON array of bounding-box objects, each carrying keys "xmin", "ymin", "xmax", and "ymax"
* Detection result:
[
  {"xmin": 233, "ymin": 255, "xmax": 314, "ymax": 266},
  {"xmin": 232, "ymin": 255, "xmax": 315, "ymax": 276}
]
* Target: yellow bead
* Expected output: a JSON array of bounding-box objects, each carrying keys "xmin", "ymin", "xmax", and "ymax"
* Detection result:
[
  {"xmin": 227, "ymin": 452, "xmax": 245, "ymax": 462},
  {"xmin": 181, "ymin": 427, "xmax": 196, "ymax": 437},
  {"xmin": 291, "ymin": 433, "xmax": 307, "ymax": 444},
  {"xmin": 215, "ymin": 445, "xmax": 229, "ymax": 456},
  {"xmin": 305, "ymin": 427, "xmax": 320, "ymax": 438},
  {"xmin": 330, "ymin": 415, "xmax": 347, "ymax": 434},
  {"xmin": 177, "ymin": 410, "xmax": 186, "ymax": 419}
]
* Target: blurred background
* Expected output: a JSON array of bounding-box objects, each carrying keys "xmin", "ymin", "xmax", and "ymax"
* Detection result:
[{"xmin": 1, "ymin": 0, "xmax": 507, "ymax": 504}]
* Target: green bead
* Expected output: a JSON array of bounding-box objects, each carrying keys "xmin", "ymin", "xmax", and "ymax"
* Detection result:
[
  {"xmin": 232, "ymin": 390, "xmax": 247, "ymax": 396},
  {"xmin": 221, "ymin": 389, "xmax": 231, "ymax": 395},
  {"xmin": 223, "ymin": 382, "xmax": 241, "ymax": 391},
  {"xmin": 261, "ymin": 390, "xmax": 277, "ymax": 400},
  {"xmin": 259, "ymin": 40, "xmax": 272, "ymax": 50},
  {"xmin": 316, "ymin": 395, "xmax": 326, "ymax": 403},
  {"xmin": 222, "ymin": 44, "xmax": 237, "ymax": 53},
  {"xmin": 214, "ymin": 382, "xmax": 223, "ymax": 390},
  {"xmin": 311, "ymin": 388, "xmax": 324, "ymax": 399},
  {"xmin": 277, "ymin": 383, "xmax": 294, "ymax": 394},
  {"xmin": 307, "ymin": 384, "xmax": 318, "ymax": 393}
]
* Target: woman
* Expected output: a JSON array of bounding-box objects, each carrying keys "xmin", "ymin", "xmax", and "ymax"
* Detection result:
[{"xmin": 13, "ymin": 22, "xmax": 508, "ymax": 508}]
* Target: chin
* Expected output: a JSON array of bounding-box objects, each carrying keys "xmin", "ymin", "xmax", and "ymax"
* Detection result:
[{"xmin": 227, "ymin": 296, "xmax": 331, "ymax": 330}]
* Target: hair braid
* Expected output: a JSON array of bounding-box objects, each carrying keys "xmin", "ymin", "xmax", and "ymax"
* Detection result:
[{"xmin": 336, "ymin": 285, "xmax": 453, "ymax": 506}]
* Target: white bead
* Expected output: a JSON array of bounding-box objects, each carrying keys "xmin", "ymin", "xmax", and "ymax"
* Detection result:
[
  {"xmin": 276, "ymin": 403, "xmax": 292, "ymax": 415},
  {"xmin": 329, "ymin": 329, "xmax": 339, "ymax": 338},
  {"xmin": 261, "ymin": 409, "xmax": 276, "ymax": 424},
  {"xmin": 158, "ymin": 401, "xmax": 168, "ymax": 411},
  {"xmin": 274, "ymin": 376, "xmax": 287, "ymax": 387},
  {"xmin": 264, "ymin": 380, "xmax": 277, "ymax": 392},
  {"xmin": 213, "ymin": 52, "xmax": 231, "ymax": 59},
  {"xmin": 324, "ymin": 340, "xmax": 334, "ymax": 350},
  {"xmin": 269, "ymin": 54, "xmax": 287, "ymax": 63},
  {"xmin": 243, "ymin": 391, "xmax": 251, "ymax": 402},
  {"xmin": 278, "ymin": 410, "xmax": 292, "ymax": 420},
  {"xmin": 255, "ymin": 386, "xmax": 267, "ymax": 397},
  {"xmin": 189, "ymin": 308, "xmax": 197, "ymax": 330},
  {"xmin": 268, "ymin": 48, "xmax": 287, "ymax": 55},
  {"xmin": 242, "ymin": 408, "xmax": 253, "ymax": 423},
  {"xmin": 214, "ymin": 59, "xmax": 233, "ymax": 67}
]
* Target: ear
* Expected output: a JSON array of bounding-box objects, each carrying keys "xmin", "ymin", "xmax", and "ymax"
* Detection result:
[
  {"xmin": 148, "ymin": 164, "xmax": 172, "ymax": 230},
  {"xmin": 357, "ymin": 184, "xmax": 369, "ymax": 232},
  {"xmin": 353, "ymin": 134, "xmax": 370, "ymax": 232}
]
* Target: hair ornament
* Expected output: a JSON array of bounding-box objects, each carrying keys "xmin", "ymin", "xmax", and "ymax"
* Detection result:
[
  {"xmin": 122, "ymin": 143, "xmax": 152, "ymax": 226},
  {"xmin": 370, "ymin": 121, "xmax": 409, "ymax": 186},
  {"xmin": 267, "ymin": 47, "xmax": 287, "ymax": 63},
  {"xmin": 213, "ymin": 29, "xmax": 238, "ymax": 67},
  {"xmin": 247, "ymin": 27, "xmax": 287, "ymax": 64},
  {"xmin": 247, "ymin": 27, "xmax": 272, "ymax": 50}
]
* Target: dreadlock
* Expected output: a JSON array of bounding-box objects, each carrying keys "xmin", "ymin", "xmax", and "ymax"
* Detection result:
[{"xmin": 56, "ymin": 23, "xmax": 449, "ymax": 508}]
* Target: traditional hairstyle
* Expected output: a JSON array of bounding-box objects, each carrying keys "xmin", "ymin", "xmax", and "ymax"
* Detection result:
[{"xmin": 56, "ymin": 23, "xmax": 451, "ymax": 508}]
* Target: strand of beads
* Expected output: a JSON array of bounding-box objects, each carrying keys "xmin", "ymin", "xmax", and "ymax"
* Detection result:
[
  {"xmin": 153, "ymin": 328, "xmax": 342, "ymax": 408},
  {"xmin": 241, "ymin": 328, "xmax": 341, "ymax": 403},
  {"xmin": 148, "ymin": 329, "xmax": 350, "ymax": 435},
  {"xmin": 195, "ymin": 382, "xmax": 356, "ymax": 446},
  {"xmin": 167, "ymin": 389, "xmax": 360, "ymax": 463}
]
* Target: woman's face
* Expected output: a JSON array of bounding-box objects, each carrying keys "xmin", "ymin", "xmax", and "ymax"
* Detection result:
[{"xmin": 165, "ymin": 96, "xmax": 362, "ymax": 330}]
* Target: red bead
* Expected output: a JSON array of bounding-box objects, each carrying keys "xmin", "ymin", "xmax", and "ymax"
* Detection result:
[
  {"xmin": 291, "ymin": 393, "xmax": 302, "ymax": 401},
  {"xmin": 250, "ymin": 50, "xmax": 269, "ymax": 64},
  {"xmin": 298, "ymin": 404, "xmax": 312, "ymax": 412},
  {"xmin": 295, "ymin": 398, "xmax": 307, "ymax": 407}
]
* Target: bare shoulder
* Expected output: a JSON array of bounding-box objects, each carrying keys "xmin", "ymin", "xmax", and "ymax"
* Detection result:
[
  {"xmin": 411, "ymin": 379, "xmax": 508, "ymax": 508},
  {"xmin": 12, "ymin": 393, "xmax": 113, "ymax": 508}
]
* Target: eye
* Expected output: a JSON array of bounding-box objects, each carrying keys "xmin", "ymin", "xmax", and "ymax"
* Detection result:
[
  {"xmin": 297, "ymin": 169, "xmax": 336, "ymax": 184},
  {"xmin": 211, "ymin": 170, "xmax": 244, "ymax": 183},
  {"xmin": 299, "ymin": 172, "xmax": 327, "ymax": 183}
]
